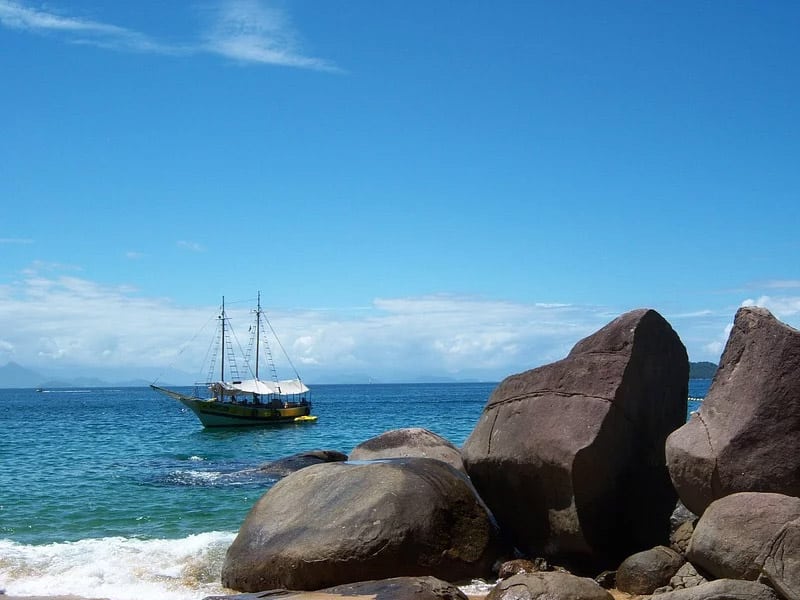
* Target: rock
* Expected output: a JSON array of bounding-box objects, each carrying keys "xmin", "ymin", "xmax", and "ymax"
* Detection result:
[
  {"xmin": 645, "ymin": 579, "xmax": 780, "ymax": 600},
  {"xmin": 616, "ymin": 545, "xmax": 685, "ymax": 595},
  {"xmin": 670, "ymin": 501, "xmax": 697, "ymax": 531},
  {"xmin": 349, "ymin": 428, "xmax": 465, "ymax": 473},
  {"xmin": 757, "ymin": 516, "xmax": 800, "ymax": 600},
  {"xmin": 497, "ymin": 558, "xmax": 548, "ymax": 579},
  {"xmin": 668, "ymin": 561, "xmax": 707, "ymax": 590},
  {"xmin": 322, "ymin": 576, "xmax": 469, "ymax": 600},
  {"xmin": 462, "ymin": 309, "xmax": 688, "ymax": 565},
  {"xmin": 594, "ymin": 570, "xmax": 616, "ymax": 589},
  {"xmin": 221, "ymin": 457, "xmax": 505, "ymax": 592},
  {"xmin": 687, "ymin": 492, "xmax": 800, "ymax": 581},
  {"xmin": 670, "ymin": 520, "xmax": 695, "ymax": 555},
  {"xmin": 666, "ymin": 307, "xmax": 800, "ymax": 515},
  {"xmin": 254, "ymin": 450, "xmax": 348, "ymax": 478},
  {"xmin": 486, "ymin": 572, "xmax": 613, "ymax": 600},
  {"xmin": 203, "ymin": 575, "xmax": 467, "ymax": 600}
]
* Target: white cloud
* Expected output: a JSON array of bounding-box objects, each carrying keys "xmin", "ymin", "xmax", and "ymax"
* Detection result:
[
  {"xmin": 201, "ymin": 0, "xmax": 339, "ymax": 71},
  {"xmin": 0, "ymin": 0, "xmax": 338, "ymax": 70},
  {"xmin": 741, "ymin": 295, "xmax": 800, "ymax": 319},
  {"xmin": 0, "ymin": 270, "xmax": 621, "ymax": 383},
  {"xmin": 0, "ymin": 237, "xmax": 34, "ymax": 244}
]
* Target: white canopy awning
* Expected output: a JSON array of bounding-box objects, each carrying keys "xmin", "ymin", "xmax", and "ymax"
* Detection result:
[{"xmin": 214, "ymin": 378, "xmax": 309, "ymax": 396}]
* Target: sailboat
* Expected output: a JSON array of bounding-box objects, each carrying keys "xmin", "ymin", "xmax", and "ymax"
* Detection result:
[{"xmin": 151, "ymin": 294, "xmax": 316, "ymax": 427}]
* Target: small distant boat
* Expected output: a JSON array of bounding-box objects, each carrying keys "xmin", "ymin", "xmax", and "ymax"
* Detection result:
[
  {"xmin": 35, "ymin": 387, "xmax": 43, "ymax": 393},
  {"xmin": 151, "ymin": 294, "xmax": 316, "ymax": 428}
]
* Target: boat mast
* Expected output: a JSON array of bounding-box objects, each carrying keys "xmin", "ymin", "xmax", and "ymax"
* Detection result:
[
  {"xmin": 255, "ymin": 292, "xmax": 261, "ymax": 380},
  {"xmin": 220, "ymin": 296, "xmax": 225, "ymax": 382}
]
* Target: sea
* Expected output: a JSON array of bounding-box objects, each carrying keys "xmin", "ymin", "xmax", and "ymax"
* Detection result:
[{"xmin": 0, "ymin": 380, "xmax": 711, "ymax": 599}]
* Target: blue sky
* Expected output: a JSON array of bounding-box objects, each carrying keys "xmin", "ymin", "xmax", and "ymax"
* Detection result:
[{"xmin": 1, "ymin": 0, "xmax": 798, "ymax": 383}]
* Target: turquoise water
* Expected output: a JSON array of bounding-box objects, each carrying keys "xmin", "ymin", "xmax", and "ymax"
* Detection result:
[{"xmin": 0, "ymin": 380, "xmax": 710, "ymax": 599}]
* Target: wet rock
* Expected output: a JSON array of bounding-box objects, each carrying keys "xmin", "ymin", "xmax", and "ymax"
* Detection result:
[
  {"xmin": 254, "ymin": 449, "xmax": 348, "ymax": 478},
  {"xmin": 497, "ymin": 558, "xmax": 548, "ymax": 579},
  {"xmin": 462, "ymin": 309, "xmax": 688, "ymax": 565},
  {"xmin": 666, "ymin": 307, "xmax": 800, "ymax": 515}
]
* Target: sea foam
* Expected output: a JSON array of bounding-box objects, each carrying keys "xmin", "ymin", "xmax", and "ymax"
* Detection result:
[{"xmin": 0, "ymin": 530, "xmax": 236, "ymax": 600}]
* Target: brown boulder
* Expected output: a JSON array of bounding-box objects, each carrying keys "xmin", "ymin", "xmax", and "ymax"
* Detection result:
[
  {"xmin": 666, "ymin": 307, "xmax": 800, "ymax": 515},
  {"xmin": 687, "ymin": 492, "xmax": 800, "ymax": 581},
  {"xmin": 648, "ymin": 579, "xmax": 780, "ymax": 600},
  {"xmin": 349, "ymin": 428, "xmax": 465, "ymax": 472},
  {"xmin": 487, "ymin": 572, "xmax": 612, "ymax": 600},
  {"xmin": 462, "ymin": 309, "xmax": 688, "ymax": 565},
  {"xmin": 615, "ymin": 545, "xmax": 684, "ymax": 595},
  {"xmin": 221, "ymin": 457, "xmax": 505, "ymax": 592}
]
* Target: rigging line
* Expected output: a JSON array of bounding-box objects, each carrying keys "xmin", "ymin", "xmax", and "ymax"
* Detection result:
[
  {"xmin": 151, "ymin": 310, "xmax": 218, "ymax": 386},
  {"xmin": 263, "ymin": 312, "xmax": 303, "ymax": 381},
  {"xmin": 226, "ymin": 312, "xmax": 253, "ymax": 380}
]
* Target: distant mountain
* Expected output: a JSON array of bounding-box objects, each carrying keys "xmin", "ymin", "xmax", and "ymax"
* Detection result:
[
  {"xmin": 689, "ymin": 361, "xmax": 718, "ymax": 379},
  {"xmin": 0, "ymin": 362, "xmax": 159, "ymax": 389},
  {"xmin": 0, "ymin": 362, "xmax": 44, "ymax": 388}
]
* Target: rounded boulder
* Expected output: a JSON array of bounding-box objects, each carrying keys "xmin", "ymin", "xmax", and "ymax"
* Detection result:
[
  {"xmin": 350, "ymin": 428, "xmax": 465, "ymax": 472},
  {"xmin": 221, "ymin": 457, "xmax": 505, "ymax": 591}
]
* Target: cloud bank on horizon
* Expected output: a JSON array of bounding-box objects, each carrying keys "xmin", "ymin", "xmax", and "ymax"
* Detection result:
[
  {"xmin": 2, "ymin": 265, "xmax": 799, "ymax": 383},
  {"xmin": 0, "ymin": 0, "xmax": 338, "ymax": 71}
]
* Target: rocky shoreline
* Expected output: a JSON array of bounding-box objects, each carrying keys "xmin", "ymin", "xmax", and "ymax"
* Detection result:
[
  {"xmin": 13, "ymin": 306, "xmax": 800, "ymax": 600},
  {"xmin": 208, "ymin": 306, "xmax": 800, "ymax": 600}
]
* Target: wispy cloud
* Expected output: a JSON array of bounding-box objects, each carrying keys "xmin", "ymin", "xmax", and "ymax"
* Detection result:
[
  {"xmin": 757, "ymin": 280, "xmax": 800, "ymax": 290},
  {"xmin": 176, "ymin": 240, "xmax": 204, "ymax": 252},
  {"xmin": 0, "ymin": 0, "xmax": 179, "ymax": 54},
  {"xmin": 0, "ymin": 0, "xmax": 338, "ymax": 70},
  {"xmin": 0, "ymin": 237, "xmax": 34, "ymax": 244},
  {"xmin": 201, "ymin": 0, "xmax": 339, "ymax": 71}
]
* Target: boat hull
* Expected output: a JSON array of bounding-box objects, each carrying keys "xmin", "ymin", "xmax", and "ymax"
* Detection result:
[{"xmin": 151, "ymin": 385, "xmax": 316, "ymax": 428}]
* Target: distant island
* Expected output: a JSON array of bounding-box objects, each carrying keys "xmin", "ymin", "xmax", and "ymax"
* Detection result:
[{"xmin": 689, "ymin": 361, "xmax": 718, "ymax": 379}]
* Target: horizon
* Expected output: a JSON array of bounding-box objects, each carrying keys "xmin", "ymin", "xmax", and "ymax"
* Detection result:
[{"xmin": 2, "ymin": 1, "xmax": 799, "ymax": 383}]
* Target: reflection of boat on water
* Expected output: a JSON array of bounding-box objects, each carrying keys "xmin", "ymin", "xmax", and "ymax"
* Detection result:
[{"xmin": 151, "ymin": 294, "xmax": 316, "ymax": 428}]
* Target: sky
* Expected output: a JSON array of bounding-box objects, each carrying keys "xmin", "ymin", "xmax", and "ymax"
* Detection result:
[{"xmin": 1, "ymin": 0, "xmax": 799, "ymax": 384}]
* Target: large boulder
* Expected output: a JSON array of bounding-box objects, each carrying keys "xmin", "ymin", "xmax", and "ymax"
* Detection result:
[
  {"xmin": 687, "ymin": 492, "xmax": 800, "ymax": 593},
  {"xmin": 349, "ymin": 428, "xmax": 465, "ymax": 472},
  {"xmin": 462, "ymin": 309, "xmax": 688, "ymax": 565},
  {"xmin": 221, "ymin": 457, "xmax": 506, "ymax": 592},
  {"xmin": 487, "ymin": 572, "xmax": 612, "ymax": 600},
  {"xmin": 666, "ymin": 307, "xmax": 800, "ymax": 515}
]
